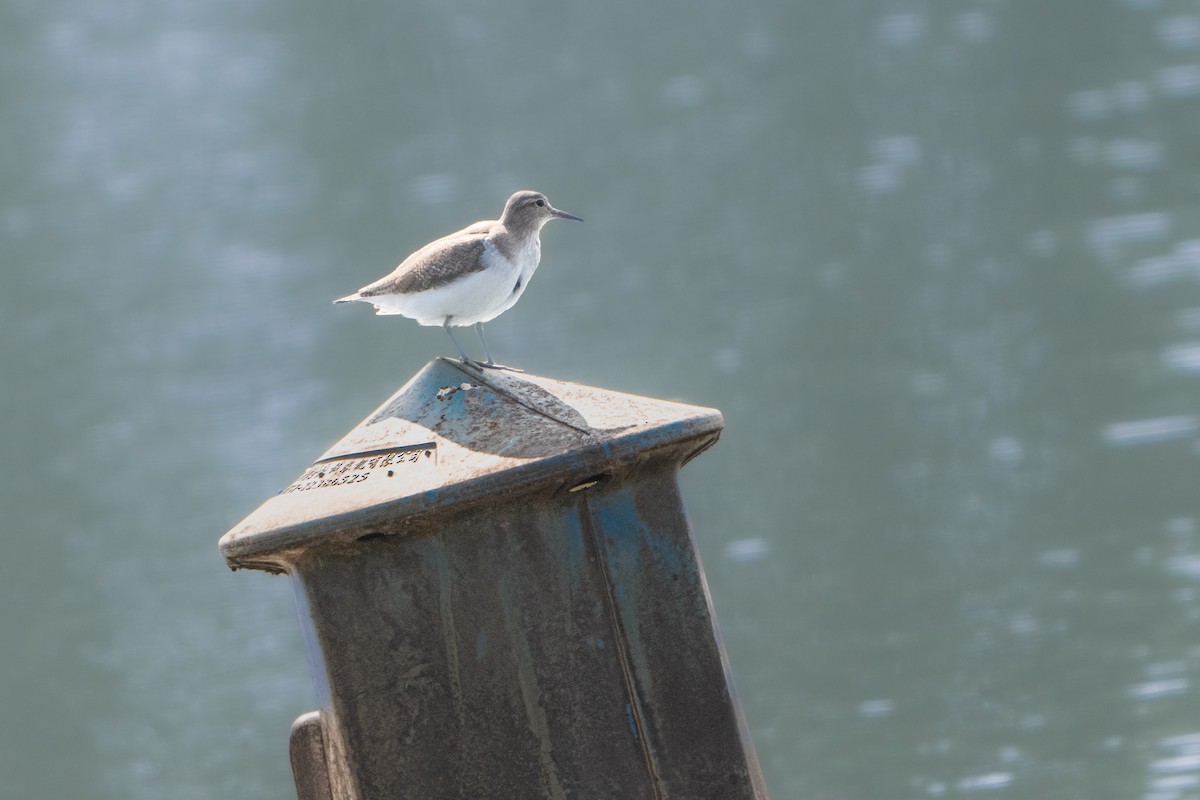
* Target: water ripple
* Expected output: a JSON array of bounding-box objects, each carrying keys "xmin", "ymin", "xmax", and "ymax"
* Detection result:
[
  {"xmin": 1102, "ymin": 416, "xmax": 1197, "ymax": 446},
  {"xmin": 955, "ymin": 773, "xmax": 1013, "ymax": 792},
  {"xmin": 1129, "ymin": 677, "xmax": 1189, "ymax": 700},
  {"xmin": 1157, "ymin": 64, "xmax": 1200, "ymax": 97},
  {"xmin": 1086, "ymin": 213, "xmax": 1171, "ymax": 261},
  {"xmin": 1158, "ymin": 16, "xmax": 1200, "ymax": 50}
]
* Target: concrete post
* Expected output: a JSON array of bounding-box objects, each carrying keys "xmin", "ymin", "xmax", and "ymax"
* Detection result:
[{"xmin": 221, "ymin": 358, "xmax": 768, "ymax": 800}]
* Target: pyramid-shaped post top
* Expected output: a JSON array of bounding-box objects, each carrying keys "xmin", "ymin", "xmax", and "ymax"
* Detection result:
[{"xmin": 220, "ymin": 359, "xmax": 723, "ymax": 572}]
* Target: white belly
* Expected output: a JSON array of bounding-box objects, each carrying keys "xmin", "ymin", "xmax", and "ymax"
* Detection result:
[{"xmin": 367, "ymin": 240, "xmax": 537, "ymax": 327}]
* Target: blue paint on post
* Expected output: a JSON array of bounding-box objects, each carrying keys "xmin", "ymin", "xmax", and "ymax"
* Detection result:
[
  {"xmin": 591, "ymin": 491, "xmax": 687, "ymax": 578},
  {"xmin": 475, "ymin": 630, "xmax": 487, "ymax": 660},
  {"xmin": 625, "ymin": 703, "xmax": 639, "ymax": 739}
]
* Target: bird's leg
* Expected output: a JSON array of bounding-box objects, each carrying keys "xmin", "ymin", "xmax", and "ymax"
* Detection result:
[
  {"xmin": 473, "ymin": 322, "xmax": 524, "ymax": 372},
  {"xmin": 475, "ymin": 322, "xmax": 496, "ymax": 366},
  {"xmin": 442, "ymin": 318, "xmax": 477, "ymax": 366}
]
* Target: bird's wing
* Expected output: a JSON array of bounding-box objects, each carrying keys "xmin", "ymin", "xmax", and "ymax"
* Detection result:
[
  {"xmin": 453, "ymin": 220, "xmax": 497, "ymax": 236},
  {"xmin": 358, "ymin": 233, "xmax": 491, "ymax": 297}
]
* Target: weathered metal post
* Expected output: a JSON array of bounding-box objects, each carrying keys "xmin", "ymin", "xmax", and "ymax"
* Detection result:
[{"xmin": 221, "ymin": 358, "xmax": 768, "ymax": 800}]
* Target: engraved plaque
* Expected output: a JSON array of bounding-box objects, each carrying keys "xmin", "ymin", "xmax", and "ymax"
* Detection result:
[{"xmin": 281, "ymin": 443, "xmax": 437, "ymax": 495}]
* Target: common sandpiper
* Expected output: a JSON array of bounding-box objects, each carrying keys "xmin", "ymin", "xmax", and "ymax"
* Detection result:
[{"xmin": 334, "ymin": 190, "xmax": 582, "ymax": 368}]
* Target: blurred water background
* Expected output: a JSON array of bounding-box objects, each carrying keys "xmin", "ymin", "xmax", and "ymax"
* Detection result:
[{"xmin": 4, "ymin": 0, "xmax": 1200, "ymax": 798}]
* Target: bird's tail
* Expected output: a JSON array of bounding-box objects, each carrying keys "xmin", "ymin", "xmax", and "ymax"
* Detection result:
[{"xmin": 333, "ymin": 294, "xmax": 360, "ymax": 305}]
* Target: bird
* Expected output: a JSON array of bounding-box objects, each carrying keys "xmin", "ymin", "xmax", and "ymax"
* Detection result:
[{"xmin": 334, "ymin": 190, "xmax": 582, "ymax": 369}]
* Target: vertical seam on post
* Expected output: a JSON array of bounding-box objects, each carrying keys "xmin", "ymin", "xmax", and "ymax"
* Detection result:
[{"xmin": 579, "ymin": 496, "xmax": 666, "ymax": 800}]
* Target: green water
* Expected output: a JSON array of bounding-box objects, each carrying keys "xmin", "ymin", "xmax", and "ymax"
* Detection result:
[{"xmin": 4, "ymin": 1, "xmax": 1200, "ymax": 797}]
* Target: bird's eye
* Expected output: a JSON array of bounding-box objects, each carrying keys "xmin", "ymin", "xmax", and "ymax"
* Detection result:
[{"xmin": 535, "ymin": 199, "xmax": 545, "ymax": 207}]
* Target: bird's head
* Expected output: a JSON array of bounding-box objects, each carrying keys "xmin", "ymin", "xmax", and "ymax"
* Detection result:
[{"xmin": 500, "ymin": 190, "xmax": 583, "ymax": 231}]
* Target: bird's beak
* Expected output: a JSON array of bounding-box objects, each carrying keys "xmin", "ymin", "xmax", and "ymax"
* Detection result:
[{"xmin": 549, "ymin": 206, "xmax": 583, "ymax": 222}]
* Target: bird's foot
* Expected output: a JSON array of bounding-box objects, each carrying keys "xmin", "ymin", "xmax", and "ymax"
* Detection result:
[{"xmin": 478, "ymin": 361, "xmax": 525, "ymax": 373}]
